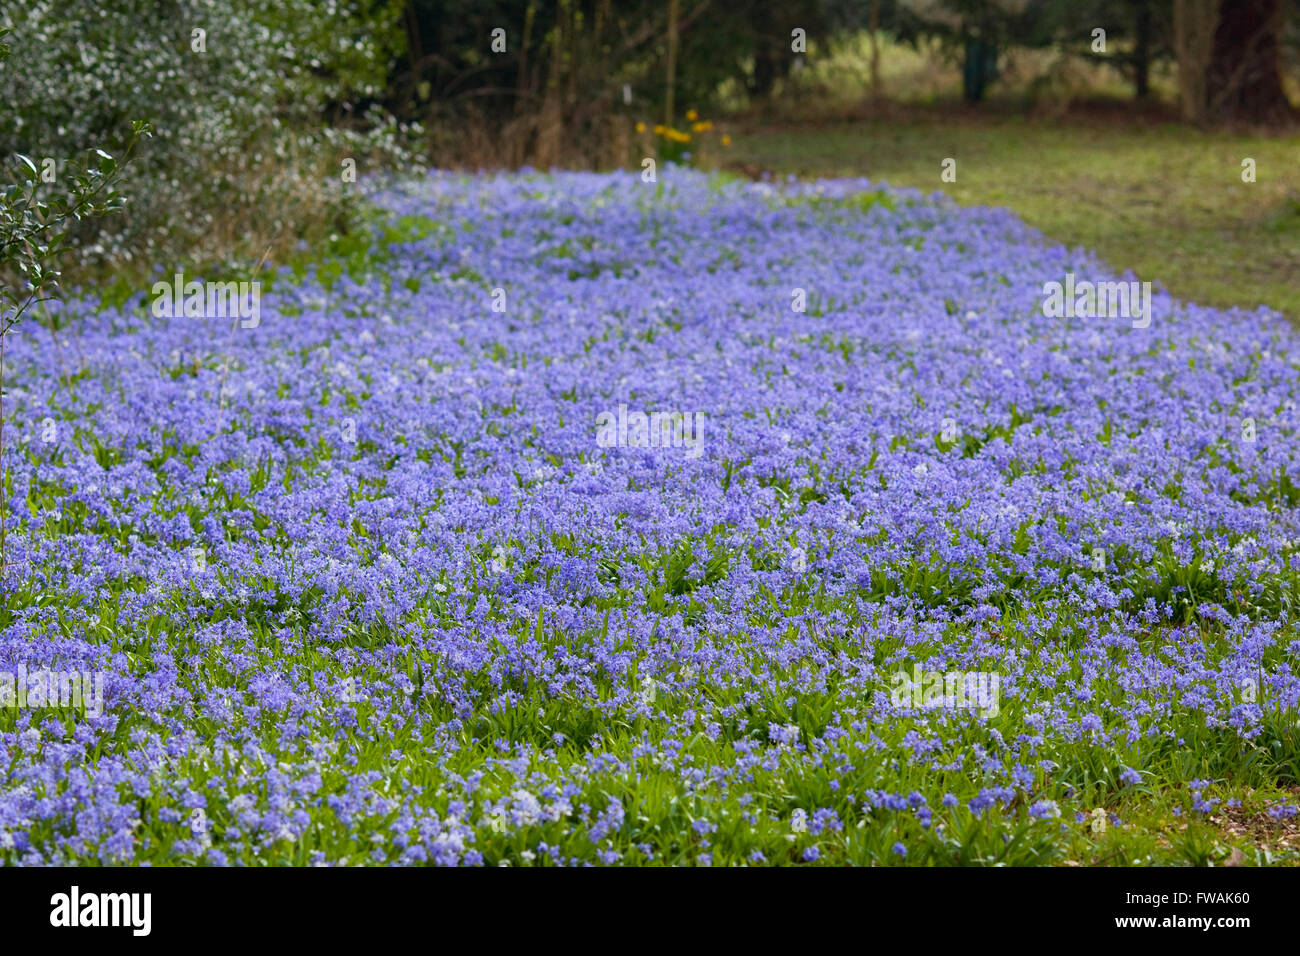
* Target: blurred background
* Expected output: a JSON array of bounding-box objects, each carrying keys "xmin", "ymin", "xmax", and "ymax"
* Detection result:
[{"xmin": 2, "ymin": 1, "xmax": 1297, "ymax": 317}]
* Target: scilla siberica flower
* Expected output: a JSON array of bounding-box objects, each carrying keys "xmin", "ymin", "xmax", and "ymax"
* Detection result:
[{"xmin": 1, "ymin": 167, "xmax": 1297, "ymax": 865}]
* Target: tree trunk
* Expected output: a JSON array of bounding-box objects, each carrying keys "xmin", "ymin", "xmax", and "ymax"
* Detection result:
[
  {"xmin": 665, "ymin": 0, "xmax": 679, "ymax": 126},
  {"xmin": 870, "ymin": 0, "xmax": 882, "ymax": 100},
  {"xmin": 565, "ymin": 0, "xmax": 578, "ymax": 108},
  {"xmin": 1174, "ymin": 0, "xmax": 1220, "ymax": 122},
  {"xmin": 536, "ymin": 0, "xmax": 566, "ymax": 166},
  {"xmin": 1134, "ymin": 0, "xmax": 1151, "ymax": 99},
  {"xmin": 962, "ymin": 38, "xmax": 997, "ymax": 103},
  {"xmin": 1205, "ymin": 0, "xmax": 1296, "ymax": 124},
  {"xmin": 750, "ymin": 45, "xmax": 778, "ymax": 99},
  {"xmin": 516, "ymin": 0, "xmax": 536, "ymax": 115}
]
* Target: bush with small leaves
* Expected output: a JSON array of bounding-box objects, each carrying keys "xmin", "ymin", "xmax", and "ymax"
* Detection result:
[
  {"xmin": 0, "ymin": 30, "xmax": 151, "ymax": 572},
  {"xmin": 0, "ymin": 2, "xmax": 420, "ymax": 282}
]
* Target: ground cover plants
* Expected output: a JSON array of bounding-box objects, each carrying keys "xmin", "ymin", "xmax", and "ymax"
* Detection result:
[{"xmin": 1, "ymin": 167, "xmax": 1298, "ymax": 866}]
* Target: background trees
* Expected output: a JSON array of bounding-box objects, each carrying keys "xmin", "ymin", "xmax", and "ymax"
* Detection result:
[
  {"xmin": 0, "ymin": 0, "xmax": 1294, "ymax": 287},
  {"xmin": 384, "ymin": 1, "xmax": 1296, "ymax": 124}
]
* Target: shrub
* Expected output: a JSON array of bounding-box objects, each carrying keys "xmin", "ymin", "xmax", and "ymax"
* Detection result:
[
  {"xmin": 0, "ymin": 0, "xmax": 420, "ymax": 282},
  {"xmin": 0, "ymin": 29, "xmax": 148, "ymax": 571}
]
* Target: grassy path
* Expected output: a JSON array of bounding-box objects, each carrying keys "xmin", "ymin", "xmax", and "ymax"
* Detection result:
[{"xmin": 722, "ymin": 106, "xmax": 1300, "ymax": 321}]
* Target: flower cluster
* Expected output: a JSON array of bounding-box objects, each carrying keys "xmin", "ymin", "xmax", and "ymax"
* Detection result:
[
  {"xmin": 635, "ymin": 109, "xmax": 729, "ymax": 163},
  {"xmin": 1, "ymin": 167, "xmax": 1297, "ymax": 865}
]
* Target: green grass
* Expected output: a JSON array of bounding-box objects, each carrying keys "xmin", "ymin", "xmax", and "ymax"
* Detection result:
[
  {"xmin": 719, "ymin": 104, "xmax": 1300, "ymax": 322},
  {"xmin": 9, "ymin": 163, "xmax": 1300, "ymax": 866},
  {"xmin": 7, "ymin": 508, "xmax": 1298, "ymax": 865}
]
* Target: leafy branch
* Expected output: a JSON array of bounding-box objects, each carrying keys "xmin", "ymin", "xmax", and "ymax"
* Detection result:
[{"xmin": 0, "ymin": 27, "xmax": 151, "ymax": 581}]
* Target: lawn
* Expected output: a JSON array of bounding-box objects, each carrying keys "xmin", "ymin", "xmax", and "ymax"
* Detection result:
[{"xmin": 720, "ymin": 104, "xmax": 1300, "ymax": 323}]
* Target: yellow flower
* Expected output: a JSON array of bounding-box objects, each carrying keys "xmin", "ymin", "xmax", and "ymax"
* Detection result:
[
  {"xmin": 652, "ymin": 124, "xmax": 665, "ymax": 135},
  {"xmin": 635, "ymin": 122, "xmax": 646, "ymax": 133},
  {"xmin": 721, "ymin": 135, "xmax": 731, "ymax": 147},
  {"xmin": 685, "ymin": 109, "xmax": 699, "ymax": 122},
  {"xmin": 691, "ymin": 121, "xmax": 713, "ymax": 133}
]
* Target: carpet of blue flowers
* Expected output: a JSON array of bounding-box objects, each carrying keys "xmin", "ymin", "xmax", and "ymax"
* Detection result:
[{"xmin": 3, "ymin": 168, "xmax": 1299, "ymax": 865}]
